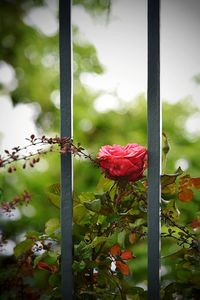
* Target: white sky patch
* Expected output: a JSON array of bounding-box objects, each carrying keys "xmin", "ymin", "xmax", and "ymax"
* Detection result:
[
  {"xmin": 185, "ymin": 112, "xmax": 200, "ymax": 137},
  {"xmin": 72, "ymin": 0, "xmax": 147, "ymax": 102},
  {"xmin": 21, "ymin": 204, "xmax": 36, "ymax": 218},
  {"xmin": 34, "ymin": 159, "xmax": 49, "ymax": 172},
  {"xmin": 0, "ymin": 0, "xmax": 200, "ymax": 148},
  {"xmin": 80, "ymin": 72, "xmax": 117, "ymax": 93},
  {"xmin": 23, "ymin": 5, "xmax": 58, "ymax": 37},
  {"xmin": 73, "ymin": 0, "xmax": 200, "ymax": 105},
  {"xmin": 42, "ymin": 53, "xmax": 58, "ymax": 68},
  {"xmin": 50, "ymin": 89, "xmax": 60, "ymax": 109},
  {"xmin": 175, "ymin": 158, "xmax": 189, "ymax": 171},
  {"xmin": 0, "ymin": 61, "xmax": 18, "ymax": 91},
  {"xmin": 79, "ymin": 118, "xmax": 93, "ymax": 132},
  {"xmin": 0, "ymin": 95, "xmax": 40, "ymax": 150},
  {"xmin": 93, "ymin": 94, "xmax": 120, "ymax": 112}
]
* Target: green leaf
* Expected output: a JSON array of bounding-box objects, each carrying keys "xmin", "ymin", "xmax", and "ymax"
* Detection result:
[
  {"xmin": 73, "ymin": 260, "xmax": 86, "ymax": 272},
  {"xmin": 47, "ymin": 184, "xmax": 60, "ymax": 208},
  {"xmin": 79, "ymin": 192, "xmax": 95, "ymax": 203},
  {"xmin": 14, "ymin": 239, "xmax": 34, "ymax": 257},
  {"xmin": 84, "ymin": 198, "xmax": 101, "ymax": 213},
  {"xmin": 26, "ymin": 231, "xmax": 40, "ymax": 239},
  {"xmin": 48, "ymin": 184, "xmax": 60, "ymax": 196},
  {"xmin": 161, "ymin": 248, "xmax": 187, "ymax": 260},
  {"xmin": 90, "ymin": 236, "xmax": 107, "ymax": 248},
  {"xmin": 0, "ymin": 188, "xmax": 3, "ymax": 200},
  {"xmin": 48, "ymin": 273, "xmax": 60, "ymax": 287},
  {"xmin": 45, "ymin": 218, "xmax": 60, "ymax": 235},
  {"xmin": 117, "ymin": 229, "xmax": 126, "ymax": 247},
  {"xmin": 161, "ymin": 168, "xmax": 183, "ymax": 192},
  {"xmin": 162, "ymin": 183, "xmax": 177, "ymax": 195},
  {"xmin": 162, "ymin": 200, "xmax": 180, "ymax": 221},
  {"xmin": 74, "ymin": 204, "xmax": 90, "ymax": 224},
  {"xmin": 176, "ymin": 268, "xmax": 191, "ymax": 282},
  {"xmin": 33, "ymin": 255, "xmax": 44, "ymax": 268},
  {"xmin": 95, "ymin": 192, "xmax": 113, "ymax": 215},
  {"xmin": 44, "ymin": 252, "xmax": 58, "ymax": 265},
  {"xmin": 96, "ymin": 175, "xmax": 114, "ymax": 193}
]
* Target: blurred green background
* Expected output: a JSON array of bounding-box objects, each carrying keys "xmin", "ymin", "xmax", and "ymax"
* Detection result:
[{"xmin": 0, "ymin": 0, "xmax": 200, "ymax": 295}]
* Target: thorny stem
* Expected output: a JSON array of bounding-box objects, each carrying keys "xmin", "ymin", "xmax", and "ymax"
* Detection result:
[
  {"xmin": 137, "ymin": 192, "xmax": 198, "ymax": 247},
  {"xmin": 0, "ymin": 136, "xmax": 97, "ymax": 170},
  {"xmin": 161, "ymin": 210, "xmax": 198, "ymax": 246}
]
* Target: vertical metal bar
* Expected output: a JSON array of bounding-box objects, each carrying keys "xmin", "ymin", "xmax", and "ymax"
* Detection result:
[
  {"xmin": 59, "ymin": 0, "xmax": 73, "ymax": 299},
  {"xmin": 147, "ymin": 0, "xmax": 161, "ymax": 299}
]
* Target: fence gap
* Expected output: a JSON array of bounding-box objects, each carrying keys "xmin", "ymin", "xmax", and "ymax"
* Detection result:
[
  {"xmin": 147, "ymin": 0, "xmax": 161, "ymax": 299},
  {"xmin": 59, "ymin": 0, "xmax": 73, "ymax": 299}
]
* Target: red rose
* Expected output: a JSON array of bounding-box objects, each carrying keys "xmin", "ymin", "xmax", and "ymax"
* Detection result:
[{"xmin": 97, "ymin": 143, "xmax": 147, "ymax": 182}]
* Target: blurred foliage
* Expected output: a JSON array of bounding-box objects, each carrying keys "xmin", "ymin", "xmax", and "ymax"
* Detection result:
[{"xmin": 0, "ymin": 0, "xmax": 200, "ymax": 299}]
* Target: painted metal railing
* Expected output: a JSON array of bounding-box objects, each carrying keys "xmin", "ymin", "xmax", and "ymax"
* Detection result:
[
  {"xmin": 59, "ymin": 0, "xmax": 73, "ymax": 299},
  {"xmin": 59, "ymin": 0, "xmax": 161, "ymax": 299},
  {"xmin": 147, "ymin": 0, "xmax": 161, "ymax": 299}
]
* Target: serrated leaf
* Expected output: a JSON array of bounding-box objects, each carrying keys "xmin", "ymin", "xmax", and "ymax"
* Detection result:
[
  {"xmin": 45, "ymin": 218, "xmax": 60, "ymax": 235},
  {"xmin": 84, "ymin": 198, "xmax": 101, "ymax": 213},
  {"xmin": 14, "ymin": 239, "xmax": 34, "ymax": 257}
]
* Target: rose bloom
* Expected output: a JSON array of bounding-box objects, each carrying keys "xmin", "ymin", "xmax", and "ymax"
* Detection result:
[{"xmin": 97, "ymin": 143, "xmax": 147, "ymax": 182}]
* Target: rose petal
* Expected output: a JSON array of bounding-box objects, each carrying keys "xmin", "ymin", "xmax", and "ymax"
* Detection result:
[{"xmin": 97, "ymin": 143, "xmax": 147, "ymax": 182}]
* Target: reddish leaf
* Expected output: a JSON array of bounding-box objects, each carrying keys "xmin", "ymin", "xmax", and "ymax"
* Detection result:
[
  {"xmin": 190, "ymin": 178, "xmax": 200, "ymax": 190},
  {"xmin": 109, "ymin": 244, "xmax": 121, "ymax": 256},
  {"xmin": 178, "ymin": 189, "xmax": 193, "ymax": 202},
  {"xmin": 116, "ymin": 260, "xmax": 129, "ymax": 276},
  {"xmin": 179, "ymin": 175, "xmax": 191, "ymax": 189},
  {"xmin": 120, "ymin": 250, "xmax": 134, "ymax": 260},
  {"xmin": 191, "ymin": 219, "xmax": 200, "ymax": 229},
  {"xmin": 37, "ymin": 262, "xmax": 57, "ymax": 273}
]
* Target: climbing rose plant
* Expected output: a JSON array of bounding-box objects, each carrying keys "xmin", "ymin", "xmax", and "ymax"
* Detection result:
[{"xmin": 0, "ymin": 136, "xmax": 200, "ymax": 299}]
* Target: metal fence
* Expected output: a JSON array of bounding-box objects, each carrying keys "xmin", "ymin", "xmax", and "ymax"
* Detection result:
[{"xmin": 59, "ymin": 0, "xmax": 161, "ymax": 299}]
